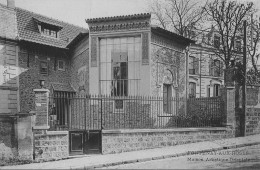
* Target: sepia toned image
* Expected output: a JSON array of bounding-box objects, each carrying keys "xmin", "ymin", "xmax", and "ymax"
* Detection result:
[{"xmin": 0, "ymin": 0, "xmax": 260, "ymax": 169}]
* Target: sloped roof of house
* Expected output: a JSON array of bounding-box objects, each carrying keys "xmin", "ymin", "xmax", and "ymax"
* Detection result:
[
  {"xmin": 15, "ymin": 7, "xmax": 88, "ymax": 49},
  {"xmin": 151, "ymin": 26, "xmax": 195, "ymax": 46}
]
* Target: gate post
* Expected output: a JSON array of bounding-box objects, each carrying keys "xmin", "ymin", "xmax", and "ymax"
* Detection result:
[
  {"xmin": 33, "ymin": 89, "xmax": 50, "ymax": 131},
  {"xmin": 220, "ymin": 86, "xmax": 236, "ymax": 136}
]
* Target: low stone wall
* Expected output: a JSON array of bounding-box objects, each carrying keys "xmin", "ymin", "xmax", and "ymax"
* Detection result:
[
  {"xmin": 245, "ymin": 106, "xmax": 260, "ymax": 136},
  {"xmin": 102, "ymin": 128, "xmax": 234, "ymax": 154},
  {"xmin": 34, "ymin": 131, "xmax": 69, "ymax": 162},
  {"xmin": 0, "ymin": 116, "xmax": 17, "ymax": 160}
]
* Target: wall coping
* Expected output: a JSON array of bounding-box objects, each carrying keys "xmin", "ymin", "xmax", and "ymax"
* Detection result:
[
  {"xmin": 46, "ymin": 131, "xmax": 68, "ymax": 135},
  {"xmin": 33, "ymin": 126, "xmax": 50, "ymax": 130},
  {"xmin": 226, "ymin": 86, "xmax": 235, "ymax": 89},
  {"xmin": 102, "ymin": 127, "xmax": 228, "ymax": 134},
  {"xmin": 34, "ymin": 131, "xmax": 68, "ymax": 137},
  {"xmin": 247, "ymin": 105, "xmax": 260, "ymax": 108},
  {"xmin": 33, "ymin": 89, "xmax": 50, "ymax": 92}
]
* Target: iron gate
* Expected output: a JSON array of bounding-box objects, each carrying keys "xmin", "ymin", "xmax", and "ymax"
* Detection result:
[{"xmin": 50, "ymin": 93, "xmax": 103, "ymax": 154}]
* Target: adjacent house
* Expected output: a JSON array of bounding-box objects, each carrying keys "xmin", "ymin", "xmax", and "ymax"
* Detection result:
[{"xmin": 187, "ymin": 28, "xmax": 243, "ymax": 98}]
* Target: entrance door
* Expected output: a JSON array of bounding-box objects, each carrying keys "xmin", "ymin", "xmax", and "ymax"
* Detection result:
[
  {"xmin": 85, "ymin": 130, "xmax": 102, "ymax": 154},
  {"xmin": 69, "ymin": 130, "xmax": 101, "ymax": 155}
]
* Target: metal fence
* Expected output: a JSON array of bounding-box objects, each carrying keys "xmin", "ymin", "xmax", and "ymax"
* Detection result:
[{"xmin": 48, "ymin": 95, "xmax": 226, "ymax": 130}]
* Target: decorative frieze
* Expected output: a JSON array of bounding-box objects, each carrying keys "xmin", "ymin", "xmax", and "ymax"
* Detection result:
[
  {"xmin": 142, "ymin": 32, "xmax": 149, "ymax": 65},
  {"xmin": 89, "ymin": 21, "xmax": 150, "ymax": 33},
  {"xmin": 91, "ymin": 36, "xmax": 98, "ymax": 67}
]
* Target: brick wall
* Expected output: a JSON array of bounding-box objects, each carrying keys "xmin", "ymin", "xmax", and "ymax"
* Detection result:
[
  {"xmin": 18, "ymin": 44, "xmax": 71, "ymax": 112},
  {"xmin": 0, "ymin": 117, "xmax": 17, "ymax": 160},
  {"xmin": 245, "ymin": 107, "xmax": 260, "ymax": 136},
  {"xmin": 102, "ymin": 128, "xmax": 234, "ymax": 154},
  {"xmin": 34, "ymin": 131, "xmax": 69, "ymax": 162}
]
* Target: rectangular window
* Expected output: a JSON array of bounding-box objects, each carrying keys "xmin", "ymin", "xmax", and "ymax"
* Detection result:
[
  {"xmin": 213, "ymin": 84, "xmax": 220, "ymax": 97},
  {"xmin": 210, "ymin": 59, "xmax": 222, "ymax": 77},
  {"xmin": 58, "ymin": 60, "xmax": 65, "ymax": 71},
  {"xmin": 214, "ymin": 35, "xmax": 220, "ymax": 48},
  {"xmin": 189, "ymin": 56, "xmax": 195, "ymax": 74},
  {"xmin": 100, "ymin": 36, "xmax": 141, "ymax": 96},
  {"xmin": 40, "ymin": 61, "xmax": 48, "ymax": 75},
  {"xmin": 41, "ymin": 26, "xmax": 58, "ymax": 38},
  {"xmin": 163, "ymin": 84, "xmax": 172, "ymax": 114},
  {"xmin": 207, "ymin": 85, "xmax": 211, "ymax": 97},
  {"xmin": 236, "ymin": 40, "xmax": 241, "ymax": 52},
  {"xmin": 189, "ymin": 82, "xmax": 196, "ymax": 98},
  {"xmin": 213, "ymin": 60, "xmax": 221, "ymax": 77}
]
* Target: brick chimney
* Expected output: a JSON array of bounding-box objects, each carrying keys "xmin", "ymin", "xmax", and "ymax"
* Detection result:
[{"xmin": 7, "ymin": 0, "xmax": 15, "ymax": 9}]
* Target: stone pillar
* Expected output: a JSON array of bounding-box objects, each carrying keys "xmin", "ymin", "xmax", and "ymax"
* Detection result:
[
  {"xmin": 33, "ymin": 89, "xmax": 50, "ymax": 130},
  {"xmin": 16, "ymin": 112, "xmax": 35, "ymax": 160},
  {"xmin": 221, "ymin": 86, "xmax": 236, "ymax": 135}
]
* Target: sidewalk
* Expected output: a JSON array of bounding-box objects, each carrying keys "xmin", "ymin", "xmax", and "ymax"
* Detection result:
[{"xmin": 2, "ymin": 134, "xmax": 260, "ymax": 169}]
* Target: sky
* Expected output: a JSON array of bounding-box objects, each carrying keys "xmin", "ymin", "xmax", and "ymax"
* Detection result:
[
  {"xmin": 0, "ymin": 0, "xmax": 259, "ymax": 28},
  {"xmin": 0, "ymin": 0, "xmax": 151, "ymax": 28}
]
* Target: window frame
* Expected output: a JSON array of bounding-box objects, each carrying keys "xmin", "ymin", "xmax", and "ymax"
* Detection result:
[
  {"xmin": 39, "ymin": 25, "xmax": 59, "ymax": 38},
  {"xmin": 163, "ymin": 84, "xmax": 172, "ymax": 114},
  {"xmin": 189, "ymin": 56, "xmax": 196, "ymax": 75},
  {"xmin": 189, "ymin": 82, "xmax": 196, "ymax": 98},
  {"xmin": 39, "ymin": 60, "xmax": 48, "ymax": 75},
  {"xmin": 57, "ymin": 60, "xmax": 65, "ymax": 71},
  {"xmin": 213, "ymin": 84, "xmax": 220, "ymax": 97},
  {"xmin": 213, "ymin": 35, "xmax": 220, "ymax": 48},
  {"xmin": 235, "ymin": 40, "xmax": 242, "ymax": 52},
  {"xmin": 99, "ymin": 36, "xmax": 141, "ymax": 96}
]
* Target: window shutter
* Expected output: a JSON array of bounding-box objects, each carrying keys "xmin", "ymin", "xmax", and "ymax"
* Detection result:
[{"xmin": 194, "ymin": 58, "xmax": 199, "ymax": 74}]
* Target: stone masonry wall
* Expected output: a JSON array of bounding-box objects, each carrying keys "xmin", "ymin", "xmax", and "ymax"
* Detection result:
[
  {"xmin": 0, "ymin": 117, "xmax": 17, "ymax": 160},
  {"xmin": 245, "ymin": 107, "xmax": 260, "ymax": 136},
  {"xmin": 34, "ymin": 132, "xmax": 69, "ymax": 162},
  {"xmin": 102, "ymin": 128, "xmax": 234, "ymax": 154}
]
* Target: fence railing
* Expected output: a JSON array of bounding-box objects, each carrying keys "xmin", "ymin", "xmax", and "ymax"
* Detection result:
[{"xmin": 48, "ymin": 95, "xmax": 226, "ymax": 130}]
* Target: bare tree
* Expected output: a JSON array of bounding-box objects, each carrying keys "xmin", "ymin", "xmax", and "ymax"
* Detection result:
[
  {"xmin": 246, "ymin": 14, "xmax": 260, "ymax": 84},
  {"xmin": 204, "ymin": 0, "xmax": 254, "ymax": 70},
  {"xmin": 150, "ymin": 0, "xmax": 208, "ymax": 39}
]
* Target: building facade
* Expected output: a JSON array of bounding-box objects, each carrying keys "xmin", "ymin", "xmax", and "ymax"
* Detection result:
[
  {"xmin": 86, "ymin": 14, "xmax": 193, "ymax": 99},
  {"xmin": 187, "ymin": 28, "xmax": 243, "ymax": 98}
]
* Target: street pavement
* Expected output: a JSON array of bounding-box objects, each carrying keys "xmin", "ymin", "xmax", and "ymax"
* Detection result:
[
  {"xmin": 1, "ymin": 134, "xmax": 260, "ymax": 169},
  {"xmin": 102, "ymin": 144, "xmax": 260, "ymax": 169}
]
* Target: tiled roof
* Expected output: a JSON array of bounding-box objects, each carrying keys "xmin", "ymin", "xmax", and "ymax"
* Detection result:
[
  {"xmin": 86, "ymin": 13, "xmax": 151, "ymax": 23},
  {"xmin": 16, "ymin": 7, "xmax": 88, "ymax": 49},
  {"xmin": 151, "ymin": 26, "xmax": 195, "ymax": 45}
]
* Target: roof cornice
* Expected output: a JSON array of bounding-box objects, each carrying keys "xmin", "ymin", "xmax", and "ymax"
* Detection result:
[{"xmin": 86, "ymin": 13, "xmax": 151, "ymax": 23}]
